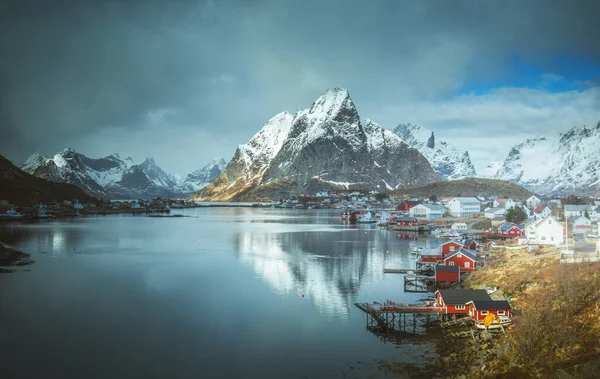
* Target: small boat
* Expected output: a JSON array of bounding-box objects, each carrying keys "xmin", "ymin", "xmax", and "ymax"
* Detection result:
[
  {"xmin": 410, "ymin": 246, "xmax": 424, "ymax": 255},
  {"xmin": 0, "ymin": 208, "xmax": 24, "ymax": 219},
  {"xmin": 474, "ymin": 316, "xmax": 514, "ymax": 329}
]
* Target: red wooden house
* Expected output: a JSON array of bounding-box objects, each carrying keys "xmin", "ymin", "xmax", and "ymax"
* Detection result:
[
  {"xmin": 443, "ymin": 248, "xmax": 477, "ymax": 272},
  {"xmin": 435, "ymin": 289, "xmax": 492, "ymax": 315},
  {"xmin": 497, "ymin": 222, "xmax": 525, "ymax": 237},
  {"xmin": 462, "ymin": 240, "xmax": 478, "ymax": 251},
  {"xmin": 395, "ymin": 200, "xmax": 422, "ymax": 212},
  {"xmin": 441, "ymin": 240, "xmax": 463, "ymax": 257},
  {"xmin": 435, "ymin": 264, "xmax": 460, "ymax": 283},
  {"xmin": 395, "ymin": 216, "xmax": 418, "ymax": 226},
  {"xmin": 466, "ymin": 300, "xmax": 511, "ymax": 321}
]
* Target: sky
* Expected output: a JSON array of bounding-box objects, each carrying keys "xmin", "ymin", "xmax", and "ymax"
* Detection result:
[{"xmin": 1, "ymin": 0, "xmax": 600, "ymax": 176}]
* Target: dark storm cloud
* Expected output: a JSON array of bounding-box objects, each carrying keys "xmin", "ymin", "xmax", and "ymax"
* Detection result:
[{"xmin": 1, "ymin": 0, "xmax": 599, "ymax": 173}]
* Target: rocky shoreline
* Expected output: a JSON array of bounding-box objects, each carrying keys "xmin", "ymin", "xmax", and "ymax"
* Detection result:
[{"xmin": 378, "ymin": 244, "xmax": 600, "ymax": 378}]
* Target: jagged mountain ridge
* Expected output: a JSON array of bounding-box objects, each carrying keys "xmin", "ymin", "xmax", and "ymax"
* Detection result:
[
  {"xmin": 495, "ymin": 122, "xmax": 600, "ymax": 195},
  {"xmin": 1, "ymin": 154, "xmax": 99, "ymax": 206},
  {"xmin": 22, "ymin": 149, "xmax": 223, "ymax": 199},
  {"xmin": 393, "ymin": 123, "xmax": 477, "ymax": 180},
  {"xmin": 194, "ymin": 88, "xmax": 439, "ymax": 201},
  {"xmin": 176, "ymin": 158, "xmax": 228, "ymax": 193}
]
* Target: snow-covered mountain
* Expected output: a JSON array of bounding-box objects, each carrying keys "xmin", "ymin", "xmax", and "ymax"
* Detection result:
[
  {"xmin": 176, "ymin": 158, "xmax": 228, "ymax": 193},
  {"xmin": 495, "ymin": 122, "xmax": 600, "ymax": 195},
  {"xmin": 480, "ymin": 161, "xmax": 503, "ymax": 178},
  {"xmin": 393, "ymin": 123, "xmax": 477, "ymax": 180},
  {"xmin": 193, "ymin": 88, "xmax": 439, "ymax": 201},
  {"xmin": 22, "ymin": 149, "xmax": 184, "ymax": 199}
]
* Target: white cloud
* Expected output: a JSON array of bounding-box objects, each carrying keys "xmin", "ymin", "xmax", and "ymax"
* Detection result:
[{"xmin": 371, "ymin": 86, "xmax": 600, "ymax": 173}]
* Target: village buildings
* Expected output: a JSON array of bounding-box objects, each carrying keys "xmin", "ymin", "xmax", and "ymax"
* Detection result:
[
  {"xmin": 524, "ymin": 215, "xmax": 564, "ymax": 245},
  {"xmin": 447, "ymin": 197, "xmax": 481, "ymax": 217},
  {"xmin": 409, "ymin": 203, "xmax": 445, "ymax": 220},
  {"xmin": 493, "ymin": 198, "xmax": 516, "ymax": 209},
  {"xmin": 569, "ymin": 216, "xmax": 592, "ymax": 234},
  {"xmin": 484, "ymin": 207, "xmax": 505, "ymax": 219},
  {"xmin": 526, "ymin": 195, "xmax": 541, "ymax": 210}
]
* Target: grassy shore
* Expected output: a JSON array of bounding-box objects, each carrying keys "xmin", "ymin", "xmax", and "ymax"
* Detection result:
[{"xmin": 439, "ymin": 245, "xmax": 600, "ymax": 378}]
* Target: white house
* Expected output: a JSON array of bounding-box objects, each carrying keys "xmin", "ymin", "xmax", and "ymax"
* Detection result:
[
  {"xmin": 73, "ymin": 203, "xmax": 84, "ymax": 210},
  {"xmin": 524, "ymin": 215, "xmax": 564, "ymax": 245},
  {"xmin": 315, "ymin": 191, "xmax": 329, "ymax": 198},
  {"xmin": 526, "ymin": 195, "xmax": 541, "ymax": 210},
  {"xmin": 451, "ymin": 222, "xmax": 468, "ymax": 231},
  {"xmin": 569, "ymin": 216, "xmax": 592, "ymax": 234},
  {"xmin": 533, "ymin": 205, "xmax": 552, "ymax": 220},
  {"xmin": 564, "ymin": 205, "xmax": 594, "ymax": 220},
  {"xmin": 409, "ymin": 203, "xmax": 446, "ymax": 220},
  {"xmin": 447, "ymin": 197, "xmax": 481, "ymax": 217},
  {"xmin": 484, "ymin": 207, "xmax": 506, "ymax": 219},
  {"xmin": 493, "ymin": 198, "xmax": 517, "ymax": 209}
]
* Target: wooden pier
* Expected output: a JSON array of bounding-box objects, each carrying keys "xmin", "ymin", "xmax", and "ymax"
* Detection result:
[
  {"xmin": 355, "ymin": 301, "xmax": 443, "ymax": 334},
  {"xmin": 404, "ymin": 274, "xmax": 435, "ymax": 292}
]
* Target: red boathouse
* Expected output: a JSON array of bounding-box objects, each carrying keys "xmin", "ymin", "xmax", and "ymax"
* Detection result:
[
  {"xmin": 467, "ymin": 300, "xmax": 512, "ymax": 321},
  {"xmin": 435, "ymin": 289, "xmax": 492, "ymax": 315},
  {"xmin": 435, "ymin": 264, "xmax": 460, "ymax": 283}
]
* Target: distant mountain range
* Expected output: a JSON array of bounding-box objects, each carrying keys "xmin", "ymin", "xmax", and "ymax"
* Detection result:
[
  {"xmin": 22, "ymin": 149, "xmax": 227, "ymax": 199},
  {"xmin": 393, "ymin": 123, "xmax": 476, "ymax": 180},
  {"xmin": 0, "ymin": 154, "xmax": 98, "ymax": 206},
  {"xmin": 494, "ymin": 122, "xmax": 600, "ymax": 195},
  {"xmin": 15, "ymin": 87, "xmax": 600, "ymax": 199},
  {"xmin": 192, "ymin": 88, "xmax": 440, "ymax": 201}
]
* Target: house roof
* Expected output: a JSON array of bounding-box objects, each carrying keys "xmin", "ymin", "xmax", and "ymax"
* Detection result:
[
  {"xmin": 436, "ymin": 289, "xmax": 491, "ymax": 305},
  {"xmin": 463, "ymin": 239, "xmax": 477, "ymax": 247},
  {"xmin": 499, "ymin": 223, "xmax": 522, "ymax": 232},
  {"xmin": 485, "ymin": 207, "xmax": 505, "ymax": 213},
  {"xmin": 452, "ymin": 222, "xmax": 468, "ymax": 227},
  {"xmin": 452, "ymin": 197, "xmax": 480, "ymax": 203},
  {"xmin": 435, "ymin": 264, "xmax": 460, "ymax": 273},
  {"xmin": 570, "ymin": 216, "xmax": 591, "ymax": 223},
  {"xmin": 564, "ymin": 205, "xmax": 592, "ymax": 212},
  {"xmin": 419, "ymin": 203, "xmax": 446, "ymax": 211},
  {"xmin": 441, "ymin": 240, "xmax": 463, "ymax": 246},
  {"xmin": 533, "ymin": 205, "xmax": 547, "ymax": 213},
  {"xmin": 396, "ymin": 216, "xmax": 417, "ymax": 222},
  {"xmin": 468, "ymin": 300, "xmax": 511, "ymax": 310},
  {"xmin": 444, "ymin": 248, "xmax": 476, "ymax": 261}
]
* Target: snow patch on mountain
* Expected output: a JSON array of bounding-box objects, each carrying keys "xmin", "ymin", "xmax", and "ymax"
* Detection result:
[
  {"xmin": 22, "ymin": 149, "xmax": 186, "ymax": 199},
  {"xmin": 495, "ymin": 122, "xmax": 600, "ymax": 194},
  {"xmin": 480, "ymin": 161, "xmax": 503, "ymax": 178},
  {"xmin": 393, "ymin": 123, "xmax": 477, "ymax": 180}
]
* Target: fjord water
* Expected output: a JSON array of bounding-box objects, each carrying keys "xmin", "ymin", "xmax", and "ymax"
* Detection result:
[{"xmin": 0, "ymin": 208, "xmax": 441, "ymax": 379}]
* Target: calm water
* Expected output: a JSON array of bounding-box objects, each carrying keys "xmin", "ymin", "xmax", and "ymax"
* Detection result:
[{"xmin": 0, "ymin": 208, "xmax": 442, "ymax": 379}]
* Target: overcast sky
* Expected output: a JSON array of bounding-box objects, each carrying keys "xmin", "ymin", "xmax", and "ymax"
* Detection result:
[{"xmin": 1, "ymin": 0, "xmax": 600, "ymax": 175}]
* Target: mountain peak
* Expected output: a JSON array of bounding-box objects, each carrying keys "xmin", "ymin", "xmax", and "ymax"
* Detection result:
[
  {"xmin": 309, "ymin": 88, "xmax": 355, "ymax": 117},
  {"xmin": 426, "ymin": 132, "xmax": 435, "ymax": 149},
  {"xmin": 393, "ymin": 123, "xmax": 476, "ymax": 180},
  {"xmin": 60, "ymin": 148, "xmax": 77, "ymax": 155}
]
